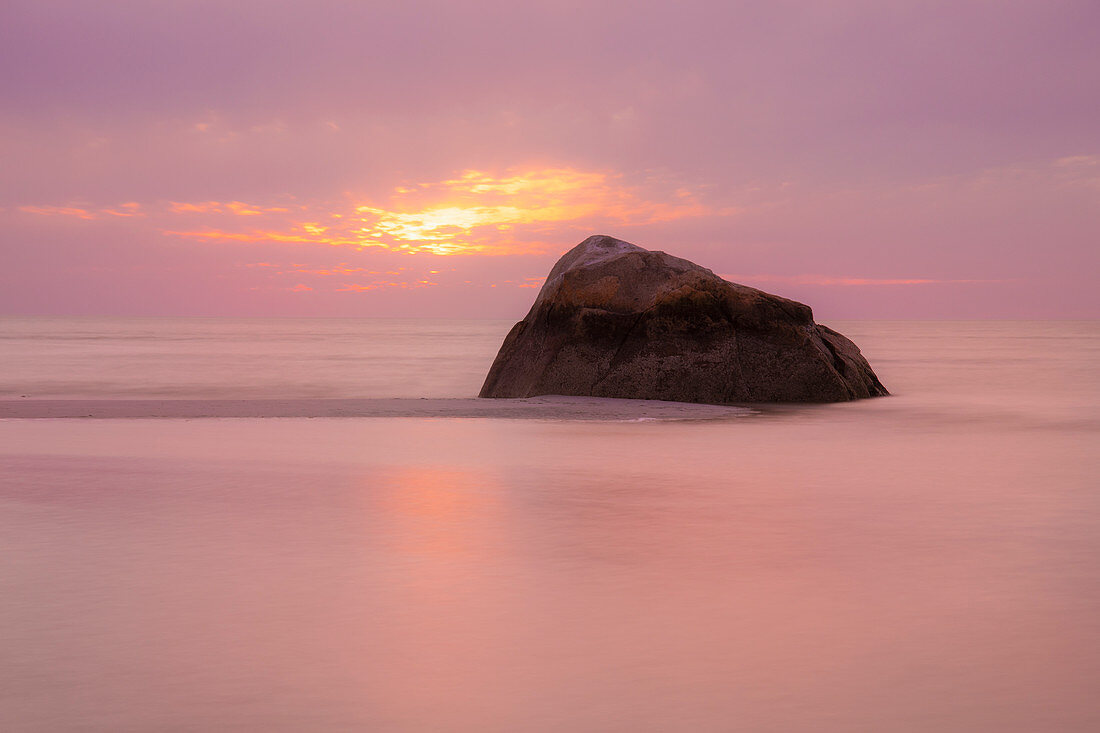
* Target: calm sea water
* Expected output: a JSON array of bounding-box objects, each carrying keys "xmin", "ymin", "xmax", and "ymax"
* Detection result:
[
  {"xmin": 1, "ymin": 317, "xmax": 1098, "ymax": 731},
  {"xmin": 0, "ymin": 317, "xmax": 513, "ymax": 400}
]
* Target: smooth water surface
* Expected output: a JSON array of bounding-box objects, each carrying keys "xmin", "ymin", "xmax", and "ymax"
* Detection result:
[
  {"xmin": 1, "ymin": 319, "xmax": 1098, "ymax": 731},
  {"xmin": 0, "ymin": 317, "xmax": 512, "ymax": 399}
]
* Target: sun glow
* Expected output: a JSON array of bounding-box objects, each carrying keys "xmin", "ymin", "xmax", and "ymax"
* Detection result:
[
  {"xmin": 157, "ymin": 167, "xmax": 715, "ymax": 256},
  {"xmin": 354, "ymin": 204, "xmax": 529, "ymax": 254}
]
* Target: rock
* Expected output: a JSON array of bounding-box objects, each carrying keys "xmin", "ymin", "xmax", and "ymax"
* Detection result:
[{"xmin": 479, "ymin": 235, "xmax": 888, "ymax": 403}]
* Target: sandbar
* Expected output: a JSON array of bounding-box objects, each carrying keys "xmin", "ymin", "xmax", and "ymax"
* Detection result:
[{"xmin": 0, "ymin": 396, "xmax": 754, "ymax": 421}]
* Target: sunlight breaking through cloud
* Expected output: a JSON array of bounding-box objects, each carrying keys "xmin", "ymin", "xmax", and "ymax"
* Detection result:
[{"xmin": 161, "ymin": 167, "xmax": 719, "ymax": 255}]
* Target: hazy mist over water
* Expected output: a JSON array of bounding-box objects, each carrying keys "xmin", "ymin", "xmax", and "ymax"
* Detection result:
[
  {"xmin": 0, "ymin": 317, "xmax": 513, "ymax": 400},
  {"xmin": 2, "ymin": 317, "xmax": 1098, "ymax": 416},
  {"xmin": 1, "ymin": 318, "xmax": 1098, "ymax": 731}
]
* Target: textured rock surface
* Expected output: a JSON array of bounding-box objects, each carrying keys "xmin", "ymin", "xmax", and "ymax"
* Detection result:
[{"xmin": 480, "ymin": 235, "xmax": 888, "ymax": 403}]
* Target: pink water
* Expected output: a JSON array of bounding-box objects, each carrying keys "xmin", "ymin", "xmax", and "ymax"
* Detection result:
[{"xmin": 1, "ymin": 319, "xmax": 1097, "ymax": 731}]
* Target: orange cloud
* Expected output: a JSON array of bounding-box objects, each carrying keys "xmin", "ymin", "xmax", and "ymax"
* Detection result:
[
  {"xmin": 98, "ymin": 202, "xmax": 143, "ymax": 217},
  {"xmin": 284, "ymin": 266, "xmax": 375, "ymax": 275},
  {"xmin": 19, "ymin": 205, "xmax": 98, "ymax": 219},
  {"xmin": 169, "ymin": 200, "xmax": 290, "ymax": 215},
  {"xmin": 162, "ymin": 227, "xmax": 376, "ymax": 247},
  {"xmin": 21, "ymin": 201, "xmax": 147, "ymax": 220},
  {"xmin": 225, "ymin": 201, "xmax": 290, "ymax": 216},
  {"xmin": 169, "ymin": 201, "xmax": 221, "ymax": 213},
  {"xmin": 348, "ymin": 168, "xmax": 714, "ymax": 255},
  {"xmin": 335, "ymin": 279, "xmax": 435, "ymax": 292},
  {"xmin": 238, "ymin": 259, "xmax": 546, "ymax": 294},
  {"xmin": 163, "ymin": 167, "xmax": 721, "ymax": 256},
  {"xmin": 724, "ymin": 274, "xmax": 1014, "ymax": 286},
  {"xmin": 21, "ymin": 167, "xmax": 723, "ymax": 258}
]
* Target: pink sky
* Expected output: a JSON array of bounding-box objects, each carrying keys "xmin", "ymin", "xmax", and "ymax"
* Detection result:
[{"xmin": 2, "ymin": 1, "xmax": 1097, "ymax": 319}]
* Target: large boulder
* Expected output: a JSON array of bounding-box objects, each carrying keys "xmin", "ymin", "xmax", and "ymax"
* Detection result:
[{"xmin": 479, "ymin": 235, "xmax": 888, "ymax": 403}]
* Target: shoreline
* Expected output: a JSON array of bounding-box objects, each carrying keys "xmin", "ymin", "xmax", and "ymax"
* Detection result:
[{"xmin": 0, "ymin": 396, "xmax": 755, "ymax": 421}]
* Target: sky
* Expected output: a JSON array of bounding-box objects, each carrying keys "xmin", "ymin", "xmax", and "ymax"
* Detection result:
[{"xmin": 1, "ymin": 0, "xmax": 1097, "ymax": 319}]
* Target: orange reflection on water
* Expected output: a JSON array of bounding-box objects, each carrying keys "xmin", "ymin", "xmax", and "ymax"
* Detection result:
[{"xmin": 373, "ymin": 467, "xmax": 506, "ymax": 561}]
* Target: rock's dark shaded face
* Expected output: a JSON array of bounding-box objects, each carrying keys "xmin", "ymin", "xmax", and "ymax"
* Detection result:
[{"xmin": 480, "ymin": 235, "xmax": 888, "ymax": 404}]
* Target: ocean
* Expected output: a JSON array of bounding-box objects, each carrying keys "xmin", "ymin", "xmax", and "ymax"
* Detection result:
[{"xmin": 1, "ymin": 317, "xmax": 1098, "ymax": 731}]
